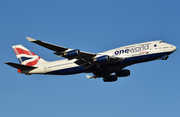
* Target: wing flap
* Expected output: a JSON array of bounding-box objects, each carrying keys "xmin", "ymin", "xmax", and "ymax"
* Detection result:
[
  {"xmin": 109, "ymin": 56, "xmax": 125, "ymax": 61},
  {"xmin": 79, "ymin": 51, "xmax": 96, "ymax": 58}
]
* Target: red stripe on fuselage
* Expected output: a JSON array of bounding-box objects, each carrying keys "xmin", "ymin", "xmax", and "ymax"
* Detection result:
[{"xmin": 140, "ymin": 51, "xmax": 148, "ymax": 53}]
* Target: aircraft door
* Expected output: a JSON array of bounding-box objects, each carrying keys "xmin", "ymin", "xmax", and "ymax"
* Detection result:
[
  {"xmin": 44, "ymin": 65, "xmax": 48, "ymax": 73},
  {"xmin": 44, "ymin": 66, "xmax": 47, "ymax": 73}
]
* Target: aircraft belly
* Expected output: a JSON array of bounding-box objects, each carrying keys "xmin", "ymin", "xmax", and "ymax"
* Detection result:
[
  {"xmin": 46, "ymin": 66, "xmax": 85, "ymax": 75},
  {"xmin": 45, "ymin": 62, "xmax": 86, "ymax": 75}
]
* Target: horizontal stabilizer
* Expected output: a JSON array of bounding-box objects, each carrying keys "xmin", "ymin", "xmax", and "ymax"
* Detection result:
[{"xmin": 5, "ymin": 62, "xmax": 37, "ymax": 70}]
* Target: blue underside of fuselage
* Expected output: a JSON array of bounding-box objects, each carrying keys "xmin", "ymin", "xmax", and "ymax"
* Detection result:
[{"xmin": 46, "ymin": 52, "xmax": 172, "ymax": 75}]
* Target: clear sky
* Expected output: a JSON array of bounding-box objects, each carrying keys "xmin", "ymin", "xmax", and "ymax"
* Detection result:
[{"xmin": 1, "ymin": 0, "xmax": 180, "ymax": 117}]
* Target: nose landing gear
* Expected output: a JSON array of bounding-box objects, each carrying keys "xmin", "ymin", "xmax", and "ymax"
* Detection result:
[{"xmin": 159, "ymin": 55, "xmax": 169, "ymax": 60}]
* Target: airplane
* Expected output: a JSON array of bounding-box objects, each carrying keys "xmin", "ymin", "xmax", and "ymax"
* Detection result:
[{"xmin": 5, "ymin": 37, "xmax": 177, "ymax": 82}]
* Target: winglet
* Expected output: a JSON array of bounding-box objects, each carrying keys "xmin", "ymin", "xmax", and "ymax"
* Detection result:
[{"xmin": 26, "ymin": 37, "xmax": 36, "ymax": 42}]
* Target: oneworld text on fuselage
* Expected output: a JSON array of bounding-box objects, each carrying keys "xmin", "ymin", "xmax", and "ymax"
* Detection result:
[{"xmin": 114, "ymin": 43, "xmax": 150, "ymax": 55}]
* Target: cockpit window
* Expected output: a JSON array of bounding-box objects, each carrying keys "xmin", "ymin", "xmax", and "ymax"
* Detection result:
[{"xmin": 159, "ymin": 41, "xmax": 164, "ymax": 43}]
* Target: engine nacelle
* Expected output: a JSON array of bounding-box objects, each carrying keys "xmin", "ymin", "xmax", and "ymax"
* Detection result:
[
  {"xmin": 94, "ymin": 55, "xmax": 110, "ymax": 63},
  {"xmin": 103, "ymin": 75, "xmax": 117, "ymax": 82},
  {"xmin": 116, "ymin": 69, "xmax": 130, "ymax": 77},
  {"xmin": 63, "ymin": 49, "xmax": 80, "ymax": 58}
]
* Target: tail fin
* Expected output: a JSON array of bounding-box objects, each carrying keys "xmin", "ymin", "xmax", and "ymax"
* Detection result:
[{"xmin": 12, "ymin": 45, "xmax": 46, "ymax": 66}]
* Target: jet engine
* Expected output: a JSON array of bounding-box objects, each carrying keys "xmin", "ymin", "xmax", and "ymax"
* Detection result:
[
  {"xmin": 93, "ymin": 55, "xmax": 110, "ymax": 63},
  {"xmin": 103, "ymin": 75, "xmax": 117, "ymax": 82},
  {"xmin": 63, "ymin": 49, "xmax": 80, "ymax": 58},
  {"xmin": 116, "ymin": 69, "xmax": 130, "ymax": 77}
]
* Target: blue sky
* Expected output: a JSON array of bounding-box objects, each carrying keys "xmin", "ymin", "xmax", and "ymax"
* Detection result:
[{"xmin": 1, "ymin": 0, "xmax": 180, "ymax": 117}]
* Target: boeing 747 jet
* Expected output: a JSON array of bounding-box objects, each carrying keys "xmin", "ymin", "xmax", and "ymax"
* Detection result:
[{"xmin": 5, "ymin": 37, "xmax": 177, "ymax": 82}]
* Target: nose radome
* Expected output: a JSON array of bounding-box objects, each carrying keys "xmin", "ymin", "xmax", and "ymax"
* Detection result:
[{"xmin": 174, "ymin": 46, "xmax": 177, "ymax": 51}]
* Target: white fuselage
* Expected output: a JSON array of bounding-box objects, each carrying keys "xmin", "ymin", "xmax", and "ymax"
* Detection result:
[{"xmin": 27, "ymin": 40, "xmax": 177, "ymax": 75}]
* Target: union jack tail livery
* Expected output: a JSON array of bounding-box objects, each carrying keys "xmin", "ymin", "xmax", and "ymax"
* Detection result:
[{"xmin": 12, "ymin": 45, "xmax": 46, "ymax": 66}]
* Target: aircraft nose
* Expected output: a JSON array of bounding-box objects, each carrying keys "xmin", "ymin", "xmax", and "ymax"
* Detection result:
[{"xmin": 173, "ymin": 46, "xmax": 177, "ymax": 52}]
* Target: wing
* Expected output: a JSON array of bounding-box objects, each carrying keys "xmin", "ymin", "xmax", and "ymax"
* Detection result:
[
  {"xmin": 26, "ymin": 37, "xmax": 96, "ymax": 59},
  {"xmin": 26, "ymin": 37, "xmax": 124, "ymax": 69}
]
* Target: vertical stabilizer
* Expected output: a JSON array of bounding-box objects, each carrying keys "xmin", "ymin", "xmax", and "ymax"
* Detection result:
[{"xmin": 12, "ymin": 45, "xmax": 47, "ymax": 66}]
